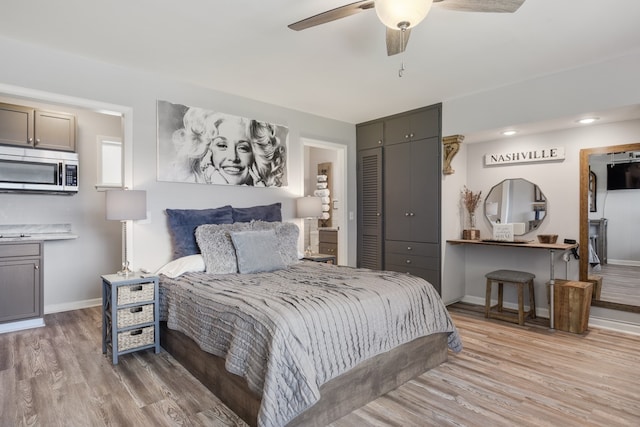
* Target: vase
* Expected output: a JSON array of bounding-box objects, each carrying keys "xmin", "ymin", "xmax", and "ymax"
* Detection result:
[{"xmin": 462, "ymin": 212, "xmax": 480, "ymax": 240}]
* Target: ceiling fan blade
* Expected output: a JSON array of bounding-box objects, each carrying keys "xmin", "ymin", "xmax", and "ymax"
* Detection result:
[
  {"xmin": 288, "ymin": 1, "xmax": 375, "ymax": 31},
  {"xmin": 386, "ymin": 28, "xmax": 412, "ymax": 56},
  {"xmin": 434, "ymin": 0, "xmax": 525, "ymax": 13}
]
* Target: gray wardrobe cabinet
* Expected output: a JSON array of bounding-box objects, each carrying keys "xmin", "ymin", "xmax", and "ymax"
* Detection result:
[{"xmin": 356, "ymin": 104, "xmax": 442, "ymax": 294}]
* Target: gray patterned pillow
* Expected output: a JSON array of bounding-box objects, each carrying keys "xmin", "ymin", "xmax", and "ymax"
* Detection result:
[
  {"xmin": 230, "ymin": 229, "xmax": 286, "ymax": 274},
  {"xmin": 250, "ymin": 221, "xmax": 300, "ymax": 265},
  {"xmin": 195, "ymin": 222, "xmax": 251, "ymax": 274}
]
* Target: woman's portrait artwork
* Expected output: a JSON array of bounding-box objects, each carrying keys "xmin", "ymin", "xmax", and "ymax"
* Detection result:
[{"xmin": 157, "ymin": 100, "xmax": 288, "ymax": 187}]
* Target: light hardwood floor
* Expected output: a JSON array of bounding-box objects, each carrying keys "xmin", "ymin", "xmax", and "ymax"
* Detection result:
[
  {"xmin": 597, "ymin": 263, "xmax": 640, "ymax": 306},
  {"xmin": 1, "ymin": 304, "xmax": 639, "ymax": 426}
]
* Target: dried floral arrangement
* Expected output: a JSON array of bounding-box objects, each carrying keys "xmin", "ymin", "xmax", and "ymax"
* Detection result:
[{"xmin": 461, "ymin": 186, "xmax": 482, "ymax": 215}]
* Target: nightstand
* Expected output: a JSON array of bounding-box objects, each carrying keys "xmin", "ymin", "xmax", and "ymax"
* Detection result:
[
  {"xmin": 102, "ymin": 273, "xmax": 160, "ymax": 364},
  {"xmin": 303, "ymin": 253, "xmax": 337, "ymax": 264}
]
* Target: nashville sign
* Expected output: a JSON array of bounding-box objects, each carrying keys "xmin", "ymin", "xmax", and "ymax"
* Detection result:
[{"xmin": 485, "ymin": 147, "xmax": 565, "ymax": 166}]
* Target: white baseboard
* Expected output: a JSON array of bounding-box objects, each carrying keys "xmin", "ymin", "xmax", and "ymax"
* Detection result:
[
  {"xmin": 460, "ymin": 295, "xmax": 640, "ymax": 335},
  {"xmin": 44, "ymin": 298, "xmax": 102, "ymax": 314},
  {"xmin": 607, "ymin": 259, "xmax": 640, "ymax": 267},
  {"xmin": 0, "ymin": 317, "xmax": 45, "ymax": 334}
]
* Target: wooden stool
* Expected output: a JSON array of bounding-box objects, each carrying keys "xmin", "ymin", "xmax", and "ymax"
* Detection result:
[{"xmin": 485, "ymin": 269, "xmax": 536, "ymax": 326}]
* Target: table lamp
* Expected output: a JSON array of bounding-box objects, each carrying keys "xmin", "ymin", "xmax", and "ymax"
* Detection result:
[
  {"xmin": 106, "ymin": 189, "xmax": 147, "ymax": 275},
  {"xmin": 296, "ymin": 196, "xmax": 322, "ymax": 255}
]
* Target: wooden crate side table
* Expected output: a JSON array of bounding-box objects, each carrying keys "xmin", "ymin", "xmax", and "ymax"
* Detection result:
[
  {"xmin": 102, "ymin": 273, "xmax": 160, "ymax": 364},
  {"xmin": 548, "ymin": 279, "xmax": 593, "ymax": 334}
]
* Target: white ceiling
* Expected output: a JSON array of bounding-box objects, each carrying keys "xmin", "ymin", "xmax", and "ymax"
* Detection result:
[{"xmin": 1, "ymin": 0, "xmax": 640, "ymax": 136}]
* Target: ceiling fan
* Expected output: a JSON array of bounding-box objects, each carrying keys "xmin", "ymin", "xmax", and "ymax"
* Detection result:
[{"xmin": 288, "ymin": 0, "xmax": 526, "ymax": 56}]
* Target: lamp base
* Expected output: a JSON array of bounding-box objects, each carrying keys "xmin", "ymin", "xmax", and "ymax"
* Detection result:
[{"xmin": 117, "ymin": 261, "xmax": 134, "ymax": 276}]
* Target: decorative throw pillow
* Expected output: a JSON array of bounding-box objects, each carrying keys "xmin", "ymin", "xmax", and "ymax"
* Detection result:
[
  {"xmin": 229, "ymin": 229, "xmax": 286, "ymax": 274},
  {"xmin": 232, "ymin": 202, "xmax": 282, "ymax": 223},
  {"xmin": 250, "ymin": 221, "xmax": 300, "ymax": 265},
  {"xmin": 195, "ymin": 222, "xmax": 251, "ymax": 274},
  {"xmin": 166, "ymin": 206, "xmax": 233, "ymax": 259}
]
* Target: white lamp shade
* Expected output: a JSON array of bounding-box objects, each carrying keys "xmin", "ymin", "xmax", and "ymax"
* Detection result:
[
  {"xmin": 297, "ymin": 196, "xmax": 322, "ymax": 219},
  {"xmin": 106, "ymin": 190, "xmax": 147, "ymax": 221},
  {"xmin": 375, "ymin": 0, "xmax": 434, "ymax": 29}
]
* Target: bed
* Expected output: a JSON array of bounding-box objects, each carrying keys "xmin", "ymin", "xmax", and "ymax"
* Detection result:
[{"xmin": 157, "ymin": 205, "xmax": 462, "ymax": 427}]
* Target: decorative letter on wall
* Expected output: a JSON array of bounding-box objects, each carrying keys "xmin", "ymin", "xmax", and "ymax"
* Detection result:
[
  {"xmin": 443, "ymin": 134, "xmax": 464, "ymax": 175},
  {"xmin": 156, "ymin": 100, "xmax": 289, "ymax": 187}
]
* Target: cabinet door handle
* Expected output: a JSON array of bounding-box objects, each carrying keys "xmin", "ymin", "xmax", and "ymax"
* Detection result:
[
  {"xmin": 36, "ymin": 138, "xmax": 41, "ymax": 143},
  {"xmin": 28, "ymin": 137, "xmax": 33, "ymax": 143},
  {"xmin": 34, "ymin": 265, "xmax": 39, "ymax": 270},
  {"xmin": 377, "ymin": 140, "xmax": 382, "ymax": 145},
  {"xmin": 405, "ymin": 212, "xmax": 410, "ymax": 216},
  {"xmin": 409, "ymin": 212, "xmax": 415, "ymax": 216},
  {"xmin": 405, "ymin": 259, "xmax": 412, "ymax": 264},
  {"xmin": 407, "ymin": 246, "xmax": 412, "ymax": 251},
  {"xmin": 404, "ymin": 134, "xmax": 410, "ymax": 139},
  {"xmin": 410, "ymin": 133, "xmax": 414, "ymax": 138},
  {"xmin": 376, "ymin": 212, "xmax": 381, "ymax": 216}
]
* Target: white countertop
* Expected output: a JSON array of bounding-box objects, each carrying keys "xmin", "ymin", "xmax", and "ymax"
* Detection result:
[{"xmin": 0, "ymin": 224, "xmax": 78, "ymax": 242}]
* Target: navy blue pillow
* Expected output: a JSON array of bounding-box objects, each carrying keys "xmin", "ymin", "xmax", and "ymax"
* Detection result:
[
  {"xmin": 166, "ymin": 205, "xmax": 233, "ymax": 259},
  {"xmin": 232, "ymin": 202, "xmax": 282, "ymax": 223}
]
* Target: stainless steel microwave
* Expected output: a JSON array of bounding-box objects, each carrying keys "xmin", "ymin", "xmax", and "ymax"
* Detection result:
[{"xmin": 0, "ymin": 146, "xmax": 78, "ymax": 194}]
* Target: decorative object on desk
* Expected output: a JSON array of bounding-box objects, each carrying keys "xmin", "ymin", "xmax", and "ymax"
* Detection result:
[
  {"xmin": 106, "ymin": 189, "xmax": 147, "ymax": 275},
  {"xmin": 296, "ymin": 196, "xmax": 322, "ymax": 255},
  {"xmin": 461, "ymin": 185, "xmax": 482, "ymax": 240},
  {"xmin": 493, "ymin": 223, "xmax": 514, "ymax": 242},
  {"xmin": 442, "ymin": 134, "xmax": 464, "ymax": 175},
  {"xmin": 537, "ymin": 234, "xmax": 558, "ymax": 244}
]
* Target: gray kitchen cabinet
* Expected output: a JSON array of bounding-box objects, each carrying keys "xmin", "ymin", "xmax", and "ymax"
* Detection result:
[
  {"xmin": 0, "ymin": 242, "xmax": 43, "ymax": 323},
  {"xmin": 0, "ymin": 102, "xmax": 76, "ymax": 152}
]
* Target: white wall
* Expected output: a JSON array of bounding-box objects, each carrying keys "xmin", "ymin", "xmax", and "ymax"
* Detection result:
[
  {"xmin": 440, "ymin": 49, "xmax": 640, "ymax": 326},
  {"xmin": 0, "ymin": 36, "xmax": 357, "ymax": 312}
]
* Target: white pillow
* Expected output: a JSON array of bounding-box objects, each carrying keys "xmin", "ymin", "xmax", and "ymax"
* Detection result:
[{"xmin": 155, "ymin": 254, "xmax": 205, "ymax": 278}]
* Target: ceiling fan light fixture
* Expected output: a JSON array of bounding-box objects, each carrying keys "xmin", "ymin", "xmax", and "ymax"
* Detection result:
[{"xmin": 375, "ymin": 0, "xmax": 434, "ymax": 30}]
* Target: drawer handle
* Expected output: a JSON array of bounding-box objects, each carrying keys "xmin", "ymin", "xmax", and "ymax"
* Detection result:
[
  {"xmin": 405, "ymin": 259, "xmax": 411, "ymax": 264},
  {"xmin": 407, "ymin": 246, "xmax": 412, "ymax": 251},
  {"xmin": 130, "ymin": 307, "xmax": 143, "ymax": 313},
  {"xmin": 131, "ymin": 285, "xmax": 143, "ymax": 292},
  {"xmin": 130, "ymin": 329, "xmax": 143, "ymax": 336}
]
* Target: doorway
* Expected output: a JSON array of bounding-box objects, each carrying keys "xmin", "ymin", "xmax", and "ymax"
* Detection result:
[{"xmin": 302, "ymin": 138, "xmax": 347, "ymax": 265}]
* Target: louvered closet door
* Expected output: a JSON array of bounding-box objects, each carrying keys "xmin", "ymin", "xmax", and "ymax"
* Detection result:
[{"xmin": 357, "ymin": 147, "xmax": 383, "ymax": 270}]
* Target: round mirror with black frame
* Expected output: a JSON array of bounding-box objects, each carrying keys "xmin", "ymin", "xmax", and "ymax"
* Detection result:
[
  {"xmin": 484, "ymin": 178, "xmax": 547, "ymax": 235},
  {"xmin": 580, "ymin": 142, "xmax": 640, "ymax": 313}
]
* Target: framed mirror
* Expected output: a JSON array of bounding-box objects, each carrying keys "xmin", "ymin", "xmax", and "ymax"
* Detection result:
[
  {"xmin": 580, "ymin": 142, "xmax": 640, "ymax": 313},
  {"xmin": 484, "ymin": 178, "xmax": 547, "ymax": 235}
]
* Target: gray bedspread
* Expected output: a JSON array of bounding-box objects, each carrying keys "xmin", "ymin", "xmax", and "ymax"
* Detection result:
[{"xmin": 159, "ymin": 261, "xmax": 462, "ymax": 427}]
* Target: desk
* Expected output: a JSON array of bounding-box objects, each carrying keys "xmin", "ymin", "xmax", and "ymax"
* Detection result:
[{"xmin": 447, "ymin": 239, "xmax": 578, "ymax": 329}]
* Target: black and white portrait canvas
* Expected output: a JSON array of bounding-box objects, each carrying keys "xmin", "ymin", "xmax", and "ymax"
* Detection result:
[{"xmin": 157, "ymin": 100, "xmax": 288, "ymax": 187}]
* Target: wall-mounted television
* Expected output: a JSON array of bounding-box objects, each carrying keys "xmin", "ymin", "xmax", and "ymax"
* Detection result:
[{"xmin": 607, "ymin": 162, "xmax": 640, "ymax": 190}]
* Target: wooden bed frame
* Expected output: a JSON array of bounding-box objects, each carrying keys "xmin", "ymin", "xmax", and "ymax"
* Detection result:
[{"xmin": 160, "ymin": 322, "xmax": 448, "ymax": 426}]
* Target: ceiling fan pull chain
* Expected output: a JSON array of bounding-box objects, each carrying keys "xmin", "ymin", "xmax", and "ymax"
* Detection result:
[{"xmin": 399, "ymin": 61, "xmax": 405, "ymax": 78}]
